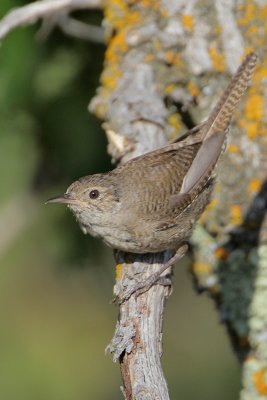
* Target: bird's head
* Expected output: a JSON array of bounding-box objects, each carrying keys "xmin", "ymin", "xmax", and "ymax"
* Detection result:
[{"xmin": 46, "ymin": 173, "xmax": 121, "ymax": 235}]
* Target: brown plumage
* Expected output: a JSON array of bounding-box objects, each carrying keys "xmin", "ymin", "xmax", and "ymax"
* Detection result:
[{"xmin": 47, "ymin": 52, "xmax": 258, "ymax": 254}]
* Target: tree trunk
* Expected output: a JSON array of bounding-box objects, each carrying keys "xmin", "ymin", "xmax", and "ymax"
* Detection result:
[{"xmin": 89, "ymin": 1, "xmax": 267, "ymax": 398}]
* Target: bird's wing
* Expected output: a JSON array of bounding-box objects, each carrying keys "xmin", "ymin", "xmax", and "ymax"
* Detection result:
[
  {"xmin": 155, "ymin": 52, "xmax": 258, "ymax": 230},
  {"xmin": 122, "ymin": 53, "xmax": 257, "ymax": 231},
  {"xmin": 124, "ymin": 141, "xmax": 202, "ymax": 191}
]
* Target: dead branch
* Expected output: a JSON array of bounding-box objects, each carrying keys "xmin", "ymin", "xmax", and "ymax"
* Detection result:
[{"xmin": 0, "ymin": 0, "xmax": 103, "ymax": 40}]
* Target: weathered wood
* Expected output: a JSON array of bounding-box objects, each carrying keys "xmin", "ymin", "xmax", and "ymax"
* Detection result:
[{"xmin": 107, "ymin": 251, "xmax": 173, "ymax": 400}]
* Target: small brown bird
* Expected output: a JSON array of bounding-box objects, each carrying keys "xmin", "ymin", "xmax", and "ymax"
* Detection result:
[{"xmin": 47, "ymin": 53, "xmax": 257, "ymax": 268}]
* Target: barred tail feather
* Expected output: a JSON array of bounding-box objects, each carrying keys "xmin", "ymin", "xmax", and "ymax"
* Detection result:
[
  {"xmin": 180, "ymin": 52, "xmax": 258, "ymax": 194},
  {"xmin": 204, "ymin": 52, "xmax": 258, "ymax": 139}
]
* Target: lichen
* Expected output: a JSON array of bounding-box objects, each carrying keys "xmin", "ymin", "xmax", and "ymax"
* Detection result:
[
  {"xmin": 230, "ymin": 205, "xmax": 243, "ymax": 226},
  {"xmin": 228, "ymin": 144, "xmax": 241, "ymax": 154},
  {"xmin": 116, "ymin": 263, "xmax": 123, "ymax": 281},
  {"xmin": 253, "ymin": 368, "xmax": 267, "ymax": 395},
  {"xmin": 218, "ymin": 249, "xmax": 258, "ymax": 337},
  {"xmin": 242, "ymin": 357, "xmax": 267, "ymax": 400},
  {"xmin": 209, "ymin": 46, "xmax": 225, "ymax": 72},
  {"xmin": 187, "ymin": 81, "xmax": 200, "ymax": 97},
  {"xmin": 248, "ymin": 178, "xmax": 262, "ymax": 194},
  {"xmin": 181, "ymin": 14, "xmax": 194, "ymax": 32}
]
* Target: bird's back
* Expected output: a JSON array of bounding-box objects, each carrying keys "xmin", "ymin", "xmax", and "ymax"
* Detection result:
[{"xmin": 113, "ymin": 141, "xmax": 202, "ymax": 220}]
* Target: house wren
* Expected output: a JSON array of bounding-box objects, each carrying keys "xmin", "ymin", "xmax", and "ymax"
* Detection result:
[{"xmin": 47, "ymin": 53, "xmax": 257, "ymax": 262}]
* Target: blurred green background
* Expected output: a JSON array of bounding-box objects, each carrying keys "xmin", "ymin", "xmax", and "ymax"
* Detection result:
[{"xmin": 0, "ymin": 1, "xmax": 240, "ymax": 399}]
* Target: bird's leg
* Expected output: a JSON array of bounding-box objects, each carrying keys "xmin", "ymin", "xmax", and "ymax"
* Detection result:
[{"xmin": 119, "ymin": 244, "xmax": 188, "ymax": 304}]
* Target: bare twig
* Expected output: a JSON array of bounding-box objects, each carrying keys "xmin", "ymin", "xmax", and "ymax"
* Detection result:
[
  {"xmin": 36, "ymin": 14, "xmax": 104, "ymax": 43},
  {"xmin": 57, "ymin": 15, "xmax": 104, "ymax": 43},
  {"xmin": 117, "ymin": 245, "xmax": 188, "ymax": 304},
  {"xmin": 107, "ymin": 251, "xmax": 174, "ymax": 400},
  {"xmin": 0, "ymin": 0, "xmax": 103, "ymax": 40}
]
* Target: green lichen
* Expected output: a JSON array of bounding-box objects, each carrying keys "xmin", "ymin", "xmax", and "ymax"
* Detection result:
[{"xmin": 218, "ymin": 249, "xmax": 258, "ymax": 337}]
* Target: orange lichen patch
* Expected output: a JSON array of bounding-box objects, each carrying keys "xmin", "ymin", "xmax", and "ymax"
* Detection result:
[
  {"xmin": 245, "ymin": 93, "xmax": 264, "ymax": 120},
  {"xmin": 245, "ymin": 25, "xmax": 258, "ymax": 37},
  {"xmin": 253, "ymin": 66, "xmax": 267, "ymax": 84},
  {"xmin": 243, "ymin": 3, "xmax": 256, "ymax": 22},
  {"xmin": 228, "ymin": 144, "xmax": 241, "ymax": 154},
  {"xmin": 230, "ymin": 205, "xmax": 243, "ymax": 225},
  {"xmin": 237, "ymin": 17, "xmax": 248, "ymax": 27},
  {"xmin": 192, "ymin": 262, "xmax": 213, "ymax": 274},
  {"xmin": 140, "ymin": 0, "xmax": 160, "ymax": 9},
  {"xmin": 209, "ymin": 47, "xmax": 225, "ymax": 72},
  {"xmin": 144, "ymin": 53, "xmax": 154, "ymax": 62},
  {"xmin": 101, "ymin": 65, "xmax": 122, "ymax": 89},
  {"xmin": 259, "ymin": 4, "xmax": 267, "ymax": 19},
  {"xmin": 133, "ymin": 0, "xmax": 160, "ymax": 10},
  {"xmin": 259, "ymin": 126, "xmax": 267, "ymax": 136},
  {"xmin": 187, "ymin": 81, "xmax": 200, "ymax": 97},
  {"xmin": 160, "ymin": 8, "xmax": 169, "ymax": 17},
  {"xmin": 246, "ymin": 121, "xmax": 260, "ymax": 140},
  {"xmin": 105, "ymin": 1, "xmax": 142, "ymax": 30},
  {"xmin": 129, "ymin": 11, "xmax": 142, "ymax": 27},
  {"xmin": 181, "ymin": 15, "xmax": 194, "ymax": 32},
  {"xmin": 116, "ymin": 263, "xmax": 123, "ymax": 280},
  {"xmin": 237, "ymin": 2, "xmax": 257, "ymax": 26},
  {"xmin": 165, "ymin": 83, "xmax": 176, "ymax": 95},
  {"xmin": 167, "ymin": 113, "xmax": 182, "ymax": 131},
  {"xmin": 248, "ymin": 178, "xmax": 262, "ymax": 193},
  {"xmin": 105, "ymin": 0, "xmax": 129, "ymax": 31},
  {"xmin": 238, "ymin": 117, "xmax": 248, "ymax": 129},
  {"xmin": 253, "ymin": 368, "xmax": 267, "ymax": 395},
  {"xmin": 214, "ymin": 247, "xmax": 229, "ymax": 261},
  {"xmin": 103, "ymin": 2, "xmax": 147, "ymax": 96},
  {"xmin": 206, "ymin": 198, "xmax": 217, "ymax": 211},
  {"xmin": 214, "ymin": 25, "xmax": 222, "ymax": 35},
  {"xmin": 106, "ymin": 31, "xmax": 129, "ymax": 64},
  {"xmin": 104, "ymin": 2, "xmax": 143, "ymax": 56},
  {"xmin": 165, "ymin": 51, "xmax": 181, "ymax": 66}
]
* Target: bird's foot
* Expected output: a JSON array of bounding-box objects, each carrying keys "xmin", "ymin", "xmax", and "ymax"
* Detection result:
[{"xmin": 117, "ymin": 244, "xmax": 188, "ymax": 304}]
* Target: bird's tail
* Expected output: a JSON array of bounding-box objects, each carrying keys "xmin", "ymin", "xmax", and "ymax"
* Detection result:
[
  {"xmin": 180, "ymin": 52, "xmax": 258, "ymax": 194},
  {"xmin": 203, "ymin": 52, "xmax": 258, "ymax": 140}
]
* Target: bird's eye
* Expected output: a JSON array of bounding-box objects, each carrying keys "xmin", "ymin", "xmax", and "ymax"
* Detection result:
[{"xmin": 89, "ymin": 189, "xmax": 100, "ymax": 199}]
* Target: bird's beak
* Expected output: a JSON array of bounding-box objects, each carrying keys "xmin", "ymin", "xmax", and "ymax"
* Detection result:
[{"xmin": 45, "ymin": 193, "xmax": 83, "ymax": 206}]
